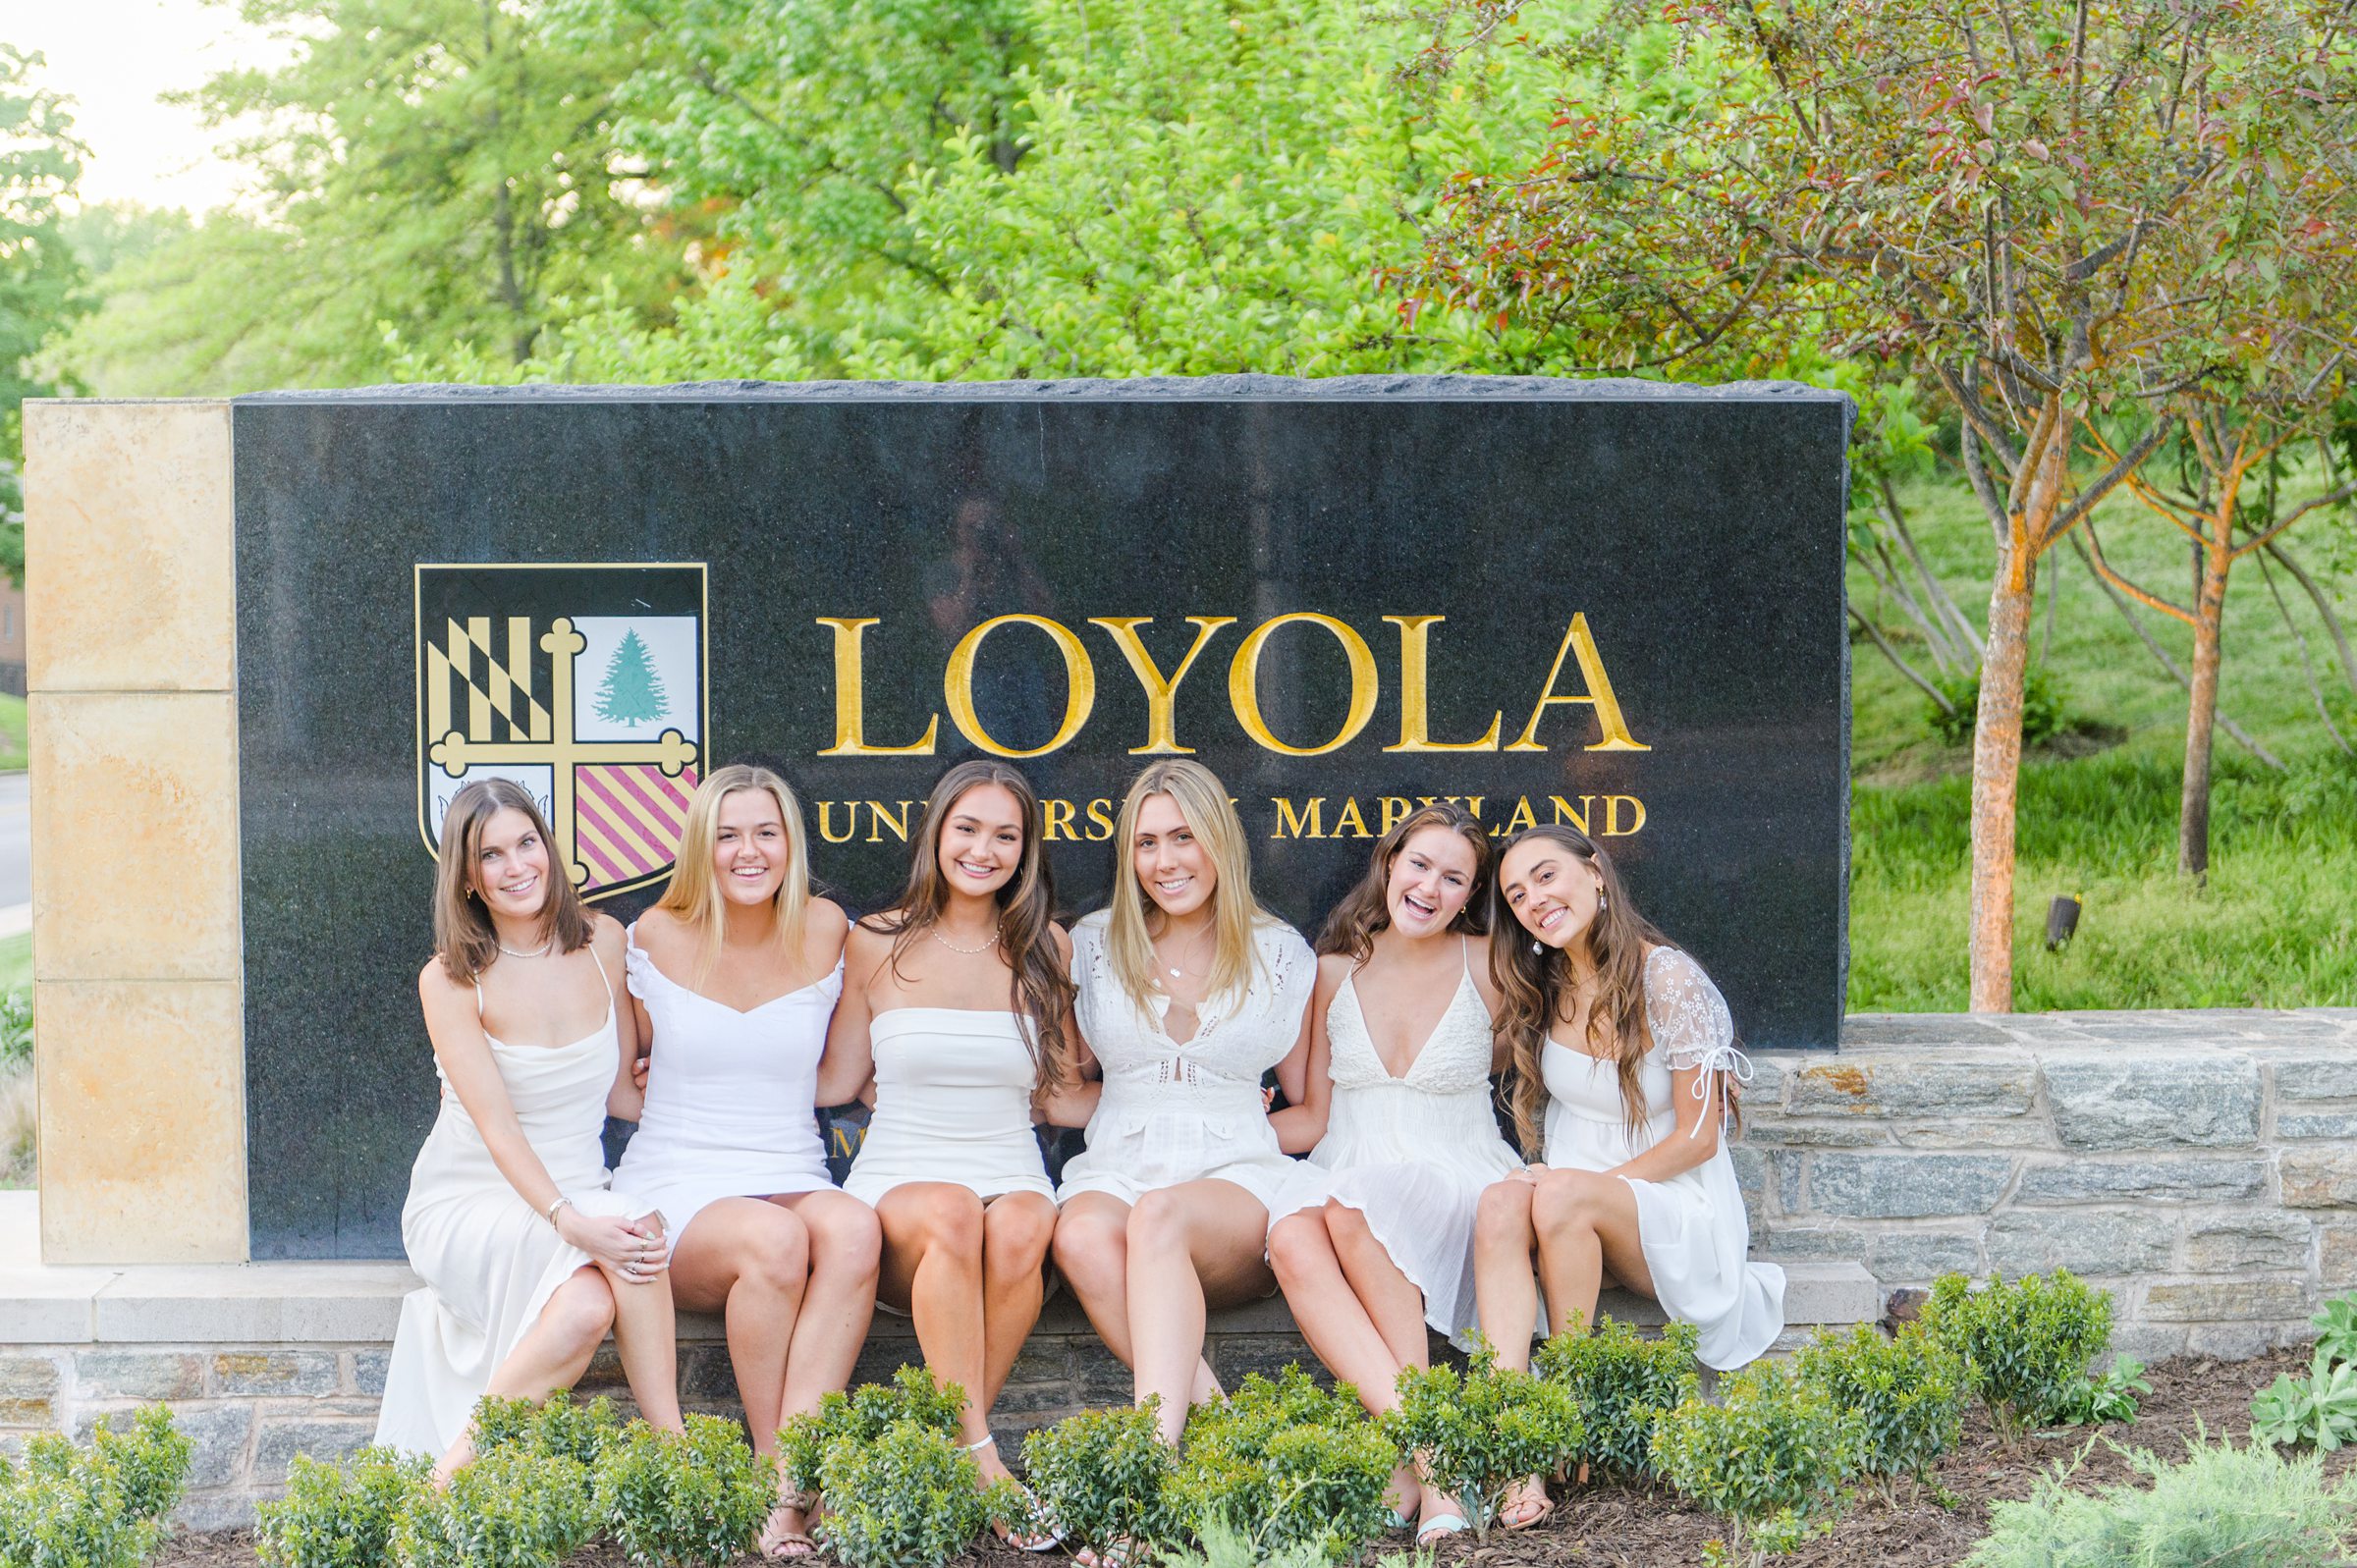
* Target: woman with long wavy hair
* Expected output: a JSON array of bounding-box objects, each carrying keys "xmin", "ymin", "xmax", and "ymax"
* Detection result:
[
  {"xmin": 611, "ymin": 764, "xmax": 880, "ymax": 1558},
  {"xmin": 1473, "ymin": 824, "xmax": 1783, "ymax": 1530},
  {"xmin": 823, "ymin": 760, "xmax": 1093, "ymax": 1545},
  {"xmin": 1051, "ymin": 758, "xmax": 1318, "ymax": 1448}
]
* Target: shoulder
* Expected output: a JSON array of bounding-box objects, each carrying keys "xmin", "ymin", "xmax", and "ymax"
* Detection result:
[
  {"xmin": 1073, "ymin": 908, "xmax": 1113, "ymax": 939},
  {"xmin": 807, "ymin": 896, "xmax": 851, "ymax": 937},
  {"xmin": 1465, "ymin": 938, "xmax": 1505, "ymax": 1011},
  {"xmin": 1254, "ymin": 914, "xmax": 1312, "ymax": 960},
  {"xmin": 587, "ymin": 910, "xmax": 627, "ymax": 954},
  {"xmin": 1641, "ymin": 944, "xmax": 1716, "ymax": 997},
  {"xmin": 845, "ymin": 915, "xmax": 897, "ymax": 953},
  {"xmin": 630, "ymin": 906, "xmax": 687, "ymax": 959},
  {"xmin": 1045, "ymin": 920, "xmax": 1074, "ymax": 964},
  {"xmin": 417, "ymin": 954, "xmax": 460, "ymax": 1002}
]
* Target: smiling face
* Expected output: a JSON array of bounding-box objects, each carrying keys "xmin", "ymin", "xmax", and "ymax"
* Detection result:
[
  {"xmin": 471, "ymin": 806, "xmax": 554, "ymax": 922},
  {"xmin": 713, "ymin": 786, "xmax": 791, "ymax": 905},
  {"xmin": 1132, "ymin": 790, "xmax": 1217, "ymax": 919},
  {"xmin": 1386, "ymin": 824, "xmax": 1480, "ymax": 939},
  {"xmin": 1497, "ymin": 837, "xmax": 1605, "ymax": 950},
  {"xmin": 937, "ymin": 782, "xmax": 1025, "ymax": 900}
]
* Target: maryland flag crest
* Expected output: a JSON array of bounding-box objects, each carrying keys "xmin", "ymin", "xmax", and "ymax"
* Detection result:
[{"xmin": 416, "ymin": 564, "xmax": 709, "ymax": 899}]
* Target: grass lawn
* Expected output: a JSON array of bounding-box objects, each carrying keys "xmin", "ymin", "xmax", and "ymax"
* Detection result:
[
  {"xmin": 1847, "ymin": 469, "xmax": 2357, "ymax": 1011},
  {"xmin": 0, "ymin": 932, "xmax": 27, "ymax": 998},
  {"xmin": 0, "ymin": 693, "xmax": 22, "ymax": 773}
]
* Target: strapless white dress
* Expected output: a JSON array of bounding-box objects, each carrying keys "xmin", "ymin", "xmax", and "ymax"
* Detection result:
[
  {"xmin": 1540, "ymin": 946, "xmax": 1784, "ymax": 1370},
  {"xmin": 613, "ymin": 931, "xmax": 841, "ymax": 1254},
  {"xmin": 376, "ymin": 957, "xmax": 643, "ymax": 1457},
  {"xmin": 841, "ymin": 1008, "xmax": 1054, "ymax": 1206},
  {"xmin": 1268, "ymin": 946, "xmax": 1520, "ymax": 1345}
]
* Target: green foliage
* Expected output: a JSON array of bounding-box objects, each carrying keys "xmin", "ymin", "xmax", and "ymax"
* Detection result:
[
  {"xmin": 812, "ymin": 1419, "xmax": 1013, "ymax": 1568},
  {"xmin": 2059, "ymin": 1357, "xmax": 2150, "ymax": 1427},
  {"xmin": 1173, "ymin": 1370, "xmax": 1396, "ymax": 1561},
  {"xmin": 1020, "ymin": 1402, "xmax": 1183, "ymax": 1558},
  {"xmin": 2252, "ymin": 1349, "xmax": 2357, "ymax": 1453},
  {"xmin": 0, "ymin": 44, "xmax": 93, "ymax": 580},
  {"xmin": 1965, "ymin": 1438, "xmax": 2356, "ymax": 1568},
  {"xmin": 469, "ymin": 1392, "xmax": 620, "ymax": 1469},
  {"xmin": 777, "ymin": 1364, "xmax": 965, "ymax": 1500},
  {"xmin": 1793, "ymin": 1324, "xmax": 1964, "ymax": 1495},
  {"xmin": 1156, "ymin": 1518, "xmax": 1330, "ymax": 1568},
  {"xmin": 1920, "ymin": 1271, "xmax": 2115, "ymax": 1439},
  {"xmin": 1650, "ymin": 1364, "xmax": 1857, "ymax": 1568},
  {"xmin": 2308, "ymin": 1293, "xmax": 2357, "ymax": 1368},
  {"xmin": 1534, "ymin": 1317, "xmax": 1700, "ymax": 1483},
  {"xmin": 1927, "ymin": 666, "xmax": 2071, "ymax": 749},
  {"xmin": 84, "ymin": 1408, "xmax": 191, "ymax": 1526},
  {"xmin": 255, "ymin": 1447, "xmax": 432, "ymax": 1568},
  {"xmin": 0, "ymin": 993, "xmax": 31, "ymax": 1072},
  {"xmin": 590, "ymin": 1416, "xmax": 772, "ymax": 1568},
  {"xmin": 0, "ymin": 1450, "xmax": 159, "ymax": 1568},
  {"xmin": 1382, "ymin": 1353, "xmax": 1583, "ymax": 1540},
  {"xmin": 391, "ymin": 1449, "xmax": 596, "ymax": 1568}
]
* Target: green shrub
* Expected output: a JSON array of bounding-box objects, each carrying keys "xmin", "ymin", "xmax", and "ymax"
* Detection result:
[
  {"xmin": 2059, "ymin": 1356, "xmax": 2150, "ymax": 1425},
  {"xmin": 1651, "ymin": 1364, "xmax": 1858, "ymax": 1568},
  {"xmin": 777, "ymin": 1364, "xmax": 964, "ymax": 1502},
  {"xmin": 468, "ymin": 1391, "xmax": 620, "ymax": 1468},
  {"xmin": 85, "ymin": 1408, "xmax": 192, "ymax": 1527},
  {"xmin": 1535, "ymin": 1317, "xmax": 1700, "ymax": 1483},
  {"xmin": 0, "ymin": 993, "xmax": 30, "ymax": 1071},
  {"xmin": 1928, "ymin": 665, "xmax": 2068, "ymax": 747},
  {"xmin": 591, "ymin": 1416, "xmax": 773, "ymax": 1567},
  {"xmin": 2252, "ymin": 1348, "xmax": 2357, "ymax": 1452},
  {"xmin": 813, "ymin": 1418, "xmax": 1014, "ymax": 1568},
  {"xmin": 1157, "ymin": 1518, "xmax": 1329, "ymax": 1568},
  {"xmin": 2307, "ymin": 1292, "xmax": 2357, "ymax": 1367},
  {"xmin": 1381, "ymin": 1354, "xmax": 1584, "ymax": 1540},
  {"xmin": 255, "ymin": 1447, "xmax": 432, "ymax": 1568},
  {"xmin": 1173, "ymin": 1369, "xmax": 1395, "ymax": 1561},
  {"xmin": 1966, "ymin": 1437, "xmax": 2356, "ymax": 1568},
  {"xmin": 1794, "ymin": 1323, "xmax": 1964, "ymax": 1498},
  {"xmin": 1020, "ymin": 1403, "xmax": 1183, "ymax": 1559},
  {"xmin": 391, "ymin": 1449, "xmax": 596, "ymax": 1568},
  {"xmin": 1920, "ymin": 1271, "xmax": 2113, "ymax": 1439},
  {"xmin": 0, "ymin": 1432, "xmax": 162, "ymax": 1568}
]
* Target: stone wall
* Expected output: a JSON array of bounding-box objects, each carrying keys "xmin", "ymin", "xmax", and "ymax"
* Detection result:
[{"xmin": 1745, "ymin": 1009, "xmax": 2357, "ymax": 1361}]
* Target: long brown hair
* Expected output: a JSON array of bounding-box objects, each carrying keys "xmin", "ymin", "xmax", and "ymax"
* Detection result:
[
  {"xmin": 868, "ymin": 760, "xmax": 1075, "ymax": 1094},
  {"xmin": 1487, "ymin": 825, "xmax": 1670, "ymax": 1152},
  {"xmin": 432, "ymin": 778, "xmax": 594, "ymax": 987},
  {"xmin": 1317, "ymin": 802, "xmax": 1492, "ymax": 961}
]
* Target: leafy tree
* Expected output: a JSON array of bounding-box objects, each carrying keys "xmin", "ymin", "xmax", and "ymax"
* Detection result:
[
  {"xmin": 1399, "ymin": 0, "xmax": 2357, "ymax": 1009},
  {"xmin": 594, "ymin": 628, "xmax": 667, "ymax": 728},
  {"xmin": 0, "ymin": 44, "xmax": 90, "ymax": 581}
]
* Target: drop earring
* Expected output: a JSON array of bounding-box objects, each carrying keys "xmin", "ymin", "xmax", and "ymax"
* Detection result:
[
  {"xmin": 1598, "ymin": 891, "xmax": 1608, "ymax": 911},
  {"xmin": 1531, "ymin": 939, "xmax": 1543, "ymax": 953}
]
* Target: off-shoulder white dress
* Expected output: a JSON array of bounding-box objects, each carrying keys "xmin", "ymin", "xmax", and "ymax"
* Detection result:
[
  {"xmin": 1541, "ymin": 946, "xmax": 1784, "ymax": 1370},
  {"xmin": 1058, "ymin": 911, "xmax": 1314, "ymax": 1213}
]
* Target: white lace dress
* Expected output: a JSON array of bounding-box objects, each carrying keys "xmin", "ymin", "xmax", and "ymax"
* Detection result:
[
  {"xmin": 1541, "ymin": 946, "xmax": 1784, "ymax": 1370},
  {"xmin": 1268, "ymin": 942, "xmax": 1520, "ymax": 1346},
  {"xmin": 1058, "ymin": 911, "xmax": 1314, "ymax": 1212}
]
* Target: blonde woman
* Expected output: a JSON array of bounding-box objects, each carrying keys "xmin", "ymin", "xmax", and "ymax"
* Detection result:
[
  {"xmin": 378, "ymin": 778, "xmax": 683, "ymax": 1480},
  {"xmin": 612, "ymin": 764, "xmax": 879, "ymax": 1558},
  {"xmin": 1053, "ymin": 759, "xmax": 1317, "ymax": 1446}
]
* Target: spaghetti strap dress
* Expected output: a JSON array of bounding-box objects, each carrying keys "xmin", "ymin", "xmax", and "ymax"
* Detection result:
[
  {"xmin": 841, "ymin": 1008, "xmax": 1056, "ymax": 1207},
  {"xmin": 376, "ymin": 948, "xmax": 645, "ymax": 1457},
  {"xmin": 1540, "ymin": 946, "xmax": 1784, "ymax": 1370},
  {"xmin": 1266, "ymin": 940, "xmax": 1520, "ymax": 1346},
  {"xmin": 612, "ymin": 928, "xmax": 842, "ymax": 1254},
  {"xmin": 1057, "ymin": 911, "xmax": 1313, "ymax": 1214}
]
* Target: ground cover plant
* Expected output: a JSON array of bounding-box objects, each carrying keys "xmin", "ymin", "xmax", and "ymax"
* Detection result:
[
  {"xmin": 2254, "ymin": 1291, "xmax": 2357, "ymax": 1452},
  {"xmin": 1966, "ymin": 1438, "xmax": 2356, "ymax": 1568}
]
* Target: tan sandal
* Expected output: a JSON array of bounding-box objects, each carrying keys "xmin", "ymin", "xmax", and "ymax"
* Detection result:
[{"xmin": 1499, "ymin": 1475, "xmax": 1555, "ymax": 1532}]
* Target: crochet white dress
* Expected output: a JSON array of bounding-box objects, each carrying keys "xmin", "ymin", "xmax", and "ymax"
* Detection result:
[
  {"xmin": 1540, "ymin": 946, "xmax": 1784, "ymax": 1370},
  {"xmin": 1058, "ymin": 910, "xmax": 1314, "ymax": 1212}
]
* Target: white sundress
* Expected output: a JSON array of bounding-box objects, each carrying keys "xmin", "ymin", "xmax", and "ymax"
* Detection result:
[
  {"xmin": 611, "ymin": 929, "xmax": 843, "ymax": 1256},
  {"xmin": 1057, "ymin": 910, "xmax": 1314, "ymax": 1213},
  {"xmin": 1541, "ymin": 946, "xmax": 1784, "ymax": 1371},
  {"xmin": 376, "ymin": 950, "xmax": 645, "ymax": 1457},
  {"xmin": 841, "ymin": 1008, "xmax": 1056, "ymax": 1207},
  {"xmin": 1267, "ymin": 940, "xmax": 1520, "ymax": 1346}
]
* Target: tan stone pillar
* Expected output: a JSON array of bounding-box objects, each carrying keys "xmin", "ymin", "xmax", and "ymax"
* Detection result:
[{"xmin": 22, "ymin": 401, "xmax": 247, "ymax": 1264}]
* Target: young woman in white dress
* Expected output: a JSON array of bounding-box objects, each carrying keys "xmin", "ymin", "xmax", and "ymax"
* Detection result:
[
  {"xmin": 611, "ymin": 764, "xmax": 881, "ymax": 1558},
  {"xmin": 1052, "ymin": 759, "xmax": 1318, "ymax": 1447},
  {"xmin": 377, "ymin": 778, "xmax": 684, "ymax": 1480},
  {"xmin": 824, "ymin": 761, "xmax": 1094, "ymax": 1543},
  {"xmin": 1474, "ymin": 824, "xmax": 1784, "ymax": 1530},
  {"xmin": 1265, "ymin": 804, "xmax": 1517, "ymax": 1545}
]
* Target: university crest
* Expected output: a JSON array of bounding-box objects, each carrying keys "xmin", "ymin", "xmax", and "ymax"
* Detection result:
[{"xmin": 415, "ymin": 564, "xmax": 709, "ymax": 899}]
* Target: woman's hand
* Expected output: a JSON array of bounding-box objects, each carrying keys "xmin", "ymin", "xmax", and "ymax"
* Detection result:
[{"xmin": 558, "ymin": 1209, "xmax": 668, "ymax": 1284}]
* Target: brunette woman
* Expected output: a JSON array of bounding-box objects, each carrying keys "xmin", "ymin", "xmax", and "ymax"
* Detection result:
[
  {"xmin": 1052, "ymin": 759, "xmax": 1317, "ymax": 1447},
  {"xmin": 1474, "ymin": 824, "xmax": 1783, "ymax": 1529},
  {"xmin": 823, "ymin": 760, "xmax": 1093, "ymax": 1544},
  {"xmin": 612, "ymin": 764, "xmax": 881, "ymax": 1557},
  {"xmin": 377, "ymin": 778, "xmax": 684, "ymax": 1479},
  {"xmin": 1264, "ymin": 803, "xmax": 1517, "ymax": 1544}
]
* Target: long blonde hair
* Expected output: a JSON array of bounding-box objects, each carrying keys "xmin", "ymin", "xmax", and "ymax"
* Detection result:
[
  {"xmin": 1103, "ymin": 759, "xmax": 1266, "ymax": 1014},
  {"xmin": 432, "ymin": 778, "xmax": 593, "ymax": 987},
  {"xmin": 652, "ymin": 764, "xmax": 812, "ymax": 986}
]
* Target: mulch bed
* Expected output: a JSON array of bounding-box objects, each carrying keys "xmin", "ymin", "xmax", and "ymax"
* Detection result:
[{"xmin": 152, "ymin": 1345, "xmax": 2337, "ymax": 1567}]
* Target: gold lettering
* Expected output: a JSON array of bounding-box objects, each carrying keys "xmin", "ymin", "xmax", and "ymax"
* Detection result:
[
  {"xmin": 1382, "ymin": 615, "xmax": 1503, "ymax": 752},
  {"xmin": 1089, "ymin": 617, "xmax": 1236, "ymax": 755},
  {"xmin": 1273, "ymin": 797, "xmax": 1326, "ymax": 839},
  {"xmin": 1044, "ymin": 798, "xmax": 1078, "ymax": 841},
  {"xmin": 1501, "ymin": 796, "xmax": 1537, "ymax": 835},
  {"xmin": 1550, "ymin": 794, "xmax": 1594, "ymax": 833},
  {"xmin": 1084, "ymin": 798, "xmax": 1116, "ymax": 841},
  {"xmin": 817, "ymin": 800, "xmax": 859, "ymax": 844},
  {"xmin": 1506, "ymin": 614, "xmax": 1652, "ymax": 753},
  {"xmin": 864, "ymin": 799, "xmax": 917, "ymax": 843},
  {"xmin": 944, "ymin": 614, "xmax": 1098, "ymax": 759},
  {"xmin": 1228, "ymin": 613, "xmax": 1379, "ymax": 756},
  {"xmin": 1605, "ymin": 794, "xmax": 1648, "ymax": 836},
  {"xmin": 1332, "ymin": 797, "xmax": 1373, "ymax": 838},
  {"xmin": 816, "ymin": 618, "xmax": 939, "ymax": 757},
  {"xmin": 1380, "ymin": 796, "xmax": 1412, "ymax": 834}
]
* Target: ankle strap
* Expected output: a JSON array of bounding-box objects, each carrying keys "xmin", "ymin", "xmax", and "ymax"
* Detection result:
[{"xmin": 964, "ymin": 1433, "xmax": 997, "ymax": 1451}]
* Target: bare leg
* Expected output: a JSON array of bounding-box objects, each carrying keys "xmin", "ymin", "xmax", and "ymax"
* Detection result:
[
  {"xmin": 773, "ymin": 1190, "xmax": 883, "ymax": 1421},
  {"xmin": 1052, "ymin": 1193, "xmax": 1136, "ymax": 1365},
  {"xmin": 605, "ymin": 1257, "xmax": 684, "ymax": 1433},
  {"xmin": 1530, "ymin": 1170, "xmax": 1654, "ymax": 1338},
  {"xmin": 438, "ymin": 1268, "xmax": 617, "ymax": 1483},
  {"xmin": 669, "ymin": 1200, "xmax": 812, "ymax": 1448},
  {"xmin": 1126, "ymin": 1181, "xmax": 1275, "ymax": 1445},
  {"xmin": 1269, "ymin": 1209, "xmax": 1417, "ymax": 1521},
  {"xmin": 980, "ymin": 1194, "xmax": 1058, "ymax": 1412},
  {"xmin": 876, "ymin": 1183, "xmax": 991, "ymax": 1445},
  {"xmin": 1472, "ymin": 1179, "xmax": 1543, "ymax": 1372}
]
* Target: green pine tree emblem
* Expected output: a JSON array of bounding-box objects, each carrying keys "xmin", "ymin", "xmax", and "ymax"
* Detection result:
[{"xmin": 593, "ymin": 628, "xmax": 670, "ymax": 728}]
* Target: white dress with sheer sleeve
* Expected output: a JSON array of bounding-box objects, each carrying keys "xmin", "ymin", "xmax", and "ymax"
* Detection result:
[
  {"xmin": 1540, "ymin": 946, "xmax": 1784, "ymax": 1370},
  {"xmin": 1058, "ymin": 910, "xmax": 1314, "ymax": 1213}
]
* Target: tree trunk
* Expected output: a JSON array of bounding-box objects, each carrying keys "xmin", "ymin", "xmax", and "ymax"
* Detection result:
[
  {"xmin": 1970, "ymin": 552, "xmax": 2036, "ymax": 1012},
  {"xmin": 2178, "ymin": 548, "xmax": 2230, "ymax": 879}
]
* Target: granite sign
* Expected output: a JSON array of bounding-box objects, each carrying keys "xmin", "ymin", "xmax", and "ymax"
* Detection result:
[{"xmin": 228, "ymin": 377, "xmax": 1851, "ymax": 1259}]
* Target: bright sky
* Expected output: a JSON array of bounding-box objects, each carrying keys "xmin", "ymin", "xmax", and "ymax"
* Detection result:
[{"xmin": 0, "ymin": 0, "xmax": 289, "ymax": 213}]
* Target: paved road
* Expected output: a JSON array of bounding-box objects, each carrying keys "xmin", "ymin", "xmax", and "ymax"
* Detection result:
[{"xmin": 0, "ymin": 774, "xmax": 27, "ymax": 930}]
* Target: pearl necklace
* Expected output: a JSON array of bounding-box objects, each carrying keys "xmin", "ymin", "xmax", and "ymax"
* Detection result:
[
  {"xmin": 498, "ymin": 939, "xmax": 555, "ymax": 959},
  {"xmin": 931, "ymin": 924, "xmax": 1000, "ymax": 955}
]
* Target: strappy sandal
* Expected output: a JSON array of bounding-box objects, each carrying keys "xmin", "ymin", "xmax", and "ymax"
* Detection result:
[
  {"xmin": 969, "ymin": 1433, "xmax": 1066, "ymax": 1553},
  {"xmin": 758, "ymin": 1487, "xmax": 820, "ymax": 1560},
  {"xmin": 1499, "ymin": 1475, "xmax": 1555, "ymax": 1532}
]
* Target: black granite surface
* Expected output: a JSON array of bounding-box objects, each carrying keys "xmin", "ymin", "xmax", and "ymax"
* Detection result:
[{"xmin": 232, "ymin": 379, "xmax": 1851, "ymax": 1260}]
